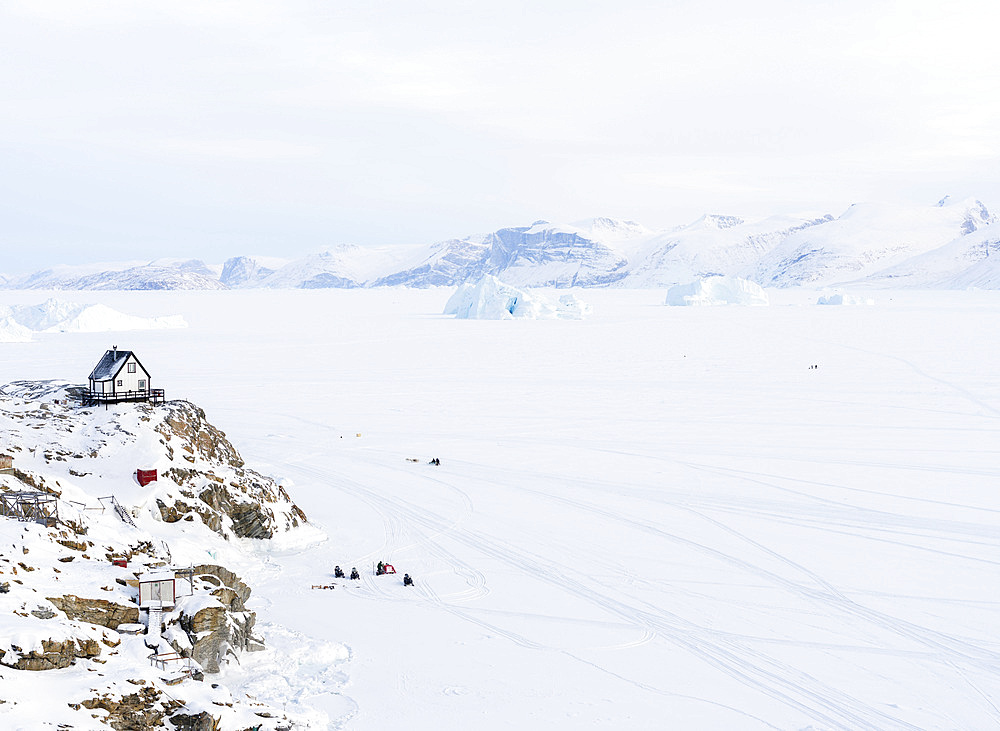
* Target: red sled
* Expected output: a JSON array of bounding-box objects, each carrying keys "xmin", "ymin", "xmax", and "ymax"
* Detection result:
[{"xmin": 377, "ymin": 563, "xmax": 397, "ymax": 575}]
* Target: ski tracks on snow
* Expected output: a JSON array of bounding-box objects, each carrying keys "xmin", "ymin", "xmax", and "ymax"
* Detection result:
[{"xmin": 305, "ymin": 461, "xmax": 939, "ymax": 730}]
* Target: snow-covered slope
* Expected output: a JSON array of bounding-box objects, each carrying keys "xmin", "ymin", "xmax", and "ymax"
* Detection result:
[
  {"xmin": 371, "ymin": 237, "xmax": 493, "ymax": 287},
  {"xmin": 862, "ymin": 220, "xmax": 1000, "ymax": 289},
  {"xmin": 256, "ymin": 245, "xmax": 412, "ymax": 289},
  {"xmin": 749, "ymin": 198, "xmax": 994, "ymax": 287},
  {"xmin": 0, "ymin": 381, "xmax": 323, "ymax": 729},
  {"xmin": 7, "ymin": 260, "xmax": 226, "ymax": 291},
  {"xmin": 621, "ymin": 213, "xmax": 834, "ymax": 287}
]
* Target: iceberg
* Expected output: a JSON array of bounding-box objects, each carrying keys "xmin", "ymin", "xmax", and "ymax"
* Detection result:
[
  {"xmin": 445, "ymin": 276, "xmax": 591, "ymax": 320},
  {"xmin": 0, "ymin": 298, "xmax": 187, "ymax": 335},
  {"xmin": 817, "ymin": 293, "xmax": 875, "ymax": 305},
  {"xmin": 665, "ymin": 276, "xmax": 769, "ymax": 306}
]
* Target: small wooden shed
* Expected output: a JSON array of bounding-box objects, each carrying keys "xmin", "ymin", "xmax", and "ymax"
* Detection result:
[{"xmin": 138, "ymin": 570, "xmax": 176, "ymax": 610}]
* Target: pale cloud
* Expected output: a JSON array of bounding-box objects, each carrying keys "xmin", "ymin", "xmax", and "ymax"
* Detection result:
[
  {"xmin": 2, "ymin": 0, "xmax": 1000, "ymax": 271},
  {"xmin": 152, "ymin": 138, "xmax": 321, "ymax": 161}
]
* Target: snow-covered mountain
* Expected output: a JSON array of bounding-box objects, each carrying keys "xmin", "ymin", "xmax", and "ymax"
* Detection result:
[
  {"xmin": 748, "ymin": 197, "xmax": 994, "ymax": 287},
  {"xmin": 476, "ymin": 220, "xmax": 631, "ymax": 287},
  {"xmin": 7, "ymin": 260, "xmax": 225, "ymax": 291},
  {"xmin": 862, "ymin": 219, "xmax": 1000, "ymax": 288},
  {"xmin": 619, "ymin": 213, "xmax": 834, "ymax": 287},
  {"xmin": 6, "ymin": 199, "xmax": 1000, "ymax": 290},
  {"xmin": 219, "ymin": 255, "xmax": 286, "ymax": 287}
]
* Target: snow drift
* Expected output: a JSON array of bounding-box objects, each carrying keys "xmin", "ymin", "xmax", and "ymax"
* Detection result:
[
  {"xmin": 665, "ymin": 276, "xmax": 769, "ymax": 306},
  {"xmin": 444, "ymin": 276, "xmax": 592, "ymax": 320}
]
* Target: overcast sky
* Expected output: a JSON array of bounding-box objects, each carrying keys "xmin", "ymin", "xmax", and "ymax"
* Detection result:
[{"xmin": 3, "ymin": 0, "xmax": 1000, "ymax": 272}]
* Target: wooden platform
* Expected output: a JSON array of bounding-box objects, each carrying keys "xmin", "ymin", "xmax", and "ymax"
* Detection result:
[{"xmin": 81, "ymin": 389, "xmax": 165, "ymax": 408}]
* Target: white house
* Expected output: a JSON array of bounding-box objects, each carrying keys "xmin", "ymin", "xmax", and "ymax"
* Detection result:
[{"xmin": 88, "ymin": 346, "xmax": 152, "ymax": 396}]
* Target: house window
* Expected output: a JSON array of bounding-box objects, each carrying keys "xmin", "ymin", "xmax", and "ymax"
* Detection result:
[
  {"xmin": 138, "ymin": 379, "xmax": 146, "ymax": 390},
  {"xmin": 117, "ymin": 380, "xmax": 123, "ymax": 387},
  {"xmin": 128, "ymin": 363, "xmax": 136, "ymax": 373}
]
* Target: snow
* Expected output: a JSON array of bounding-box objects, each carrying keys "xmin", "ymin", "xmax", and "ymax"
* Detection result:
[
  {"xmin": 2, "ymin": 286, "xmax": 1000, "ymax": 729},
  {"xmin": 665, "ymin": 276, "xmax": 769, "ymax": 306},
  {"xmin": 444, "ymin": 275, "xmax": 591, "ymax": 319}
]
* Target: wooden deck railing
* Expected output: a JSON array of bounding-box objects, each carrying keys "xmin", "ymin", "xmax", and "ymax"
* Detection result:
[{"xmin": 81, "ymin": 389, "xmax": 165, "ymax": 407}]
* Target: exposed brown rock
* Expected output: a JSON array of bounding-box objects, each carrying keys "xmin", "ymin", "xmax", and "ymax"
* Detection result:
[
  {"xmin": 47, "ymin": 595, "xmax": 139, "ymax": 629},
  {"xmin": 156, "ymin": 402, "xmax": 244, "ymax": 468},
  {"xmin": 170, "ymin": 565, "xmax": 262, "ymax": 673},
  {"xmin": 1, "ymin": 637, "xmax": 101, "ymax": 671},
  {"xmin": 81, "ymin": 687, "xmax": 184, "ymax": 731}
]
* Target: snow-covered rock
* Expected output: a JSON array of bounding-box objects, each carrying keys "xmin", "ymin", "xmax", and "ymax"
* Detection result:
[
  {"xmin": 0, "ymin": 381, "xmax": 318, "ymax": 729},
  {"xmin": 665, "ymin": 276, "xmax": 769, "ymax": 306},
  {"xmin": 444, "ymin": 275, "xmax": 590, "ymax": 319}
]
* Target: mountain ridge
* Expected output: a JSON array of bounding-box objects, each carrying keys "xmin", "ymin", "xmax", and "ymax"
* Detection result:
[{"xmin": 4, "ymin": 198, "xmax": 996, "ymax": 290}]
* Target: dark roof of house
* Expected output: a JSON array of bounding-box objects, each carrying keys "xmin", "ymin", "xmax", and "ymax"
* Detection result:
[{"xmin": 89, "ymin": 349, "xmax": 139, "ymax": 381}]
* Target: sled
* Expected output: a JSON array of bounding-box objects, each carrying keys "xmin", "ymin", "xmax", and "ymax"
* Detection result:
[{"xmin": 378, "ymin": 563, "xmax": 396, "ymax": 575}]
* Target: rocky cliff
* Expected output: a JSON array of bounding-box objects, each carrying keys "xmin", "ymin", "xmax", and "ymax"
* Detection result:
[{"xmin": 0, "ymin": 380, "xmax": 311, "ymax": 729}]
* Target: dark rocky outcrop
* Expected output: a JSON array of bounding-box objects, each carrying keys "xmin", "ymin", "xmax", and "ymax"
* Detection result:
[{"xmin": 168, "ymin": 711, "xmax": 222, "ymax": 730}]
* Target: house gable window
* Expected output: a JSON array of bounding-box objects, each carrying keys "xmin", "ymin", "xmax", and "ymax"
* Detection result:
[
  {"xmin": 128, "ymin": 363, "xmax": 136, "ymax": 373},
  {"xmin": 138, "ymin": 379, "xmax": 146, "ymax": 390}
]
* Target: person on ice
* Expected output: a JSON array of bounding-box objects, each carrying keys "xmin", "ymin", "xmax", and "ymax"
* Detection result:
[
  {"xmin": 350, "ymin": 567, "xmax": 360, "ymax": 580},
  {"xmin": 334, "ymin": 566, "xmax": 345, "ymax": 579},
  {"xmin": 403, "ymin": 573, "xmax": 414, "ymax": 586},
  {"xmin": 377, "ymin": 561, "xmax": 385, "ymax": 575}
]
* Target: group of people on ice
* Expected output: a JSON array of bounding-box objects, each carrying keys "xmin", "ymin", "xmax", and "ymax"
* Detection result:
[{"xmin": 334, "ymin": 562, "xmax": 414, "ymax": 586}]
